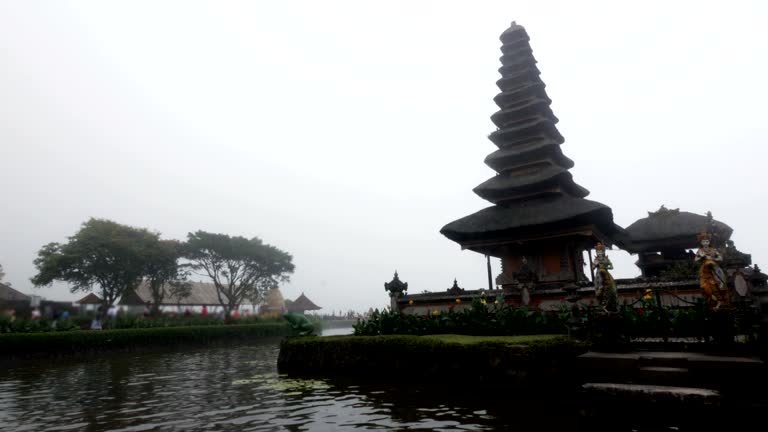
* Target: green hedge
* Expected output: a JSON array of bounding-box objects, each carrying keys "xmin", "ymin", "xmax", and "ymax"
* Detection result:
[
  {"xmin": 0, "ymin": 314, "xmax": 290, "ymax": 333},
  {"xmin": 0, "ymin": 323, "xmax": 293, "ymax": 359},
  {"xmin": 278, "ymin": 334, "xmax": 586, "ymax": 386},
  {"xmin": 353, "ymin": 300, "xmax": 568, "ymax": 336}
]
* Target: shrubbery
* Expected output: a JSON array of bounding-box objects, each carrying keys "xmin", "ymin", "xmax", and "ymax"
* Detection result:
[
  {"xmin": 278, "ymin": 334, "xmax": 586, "ymax": 386},
  {"xmin": 586, "ymin": 297, "xmax": 759, "ymax": 346},
  {"xmin": 353, "ymin": 299, "xmax": 569, "ymax": 336},
  {"xmin": 0, "ymin": 313, "xmax": 286, "ymax": 334},
  {"xmin": 353, "ymin": 295, "xmax": 759, "ymax": 344}
]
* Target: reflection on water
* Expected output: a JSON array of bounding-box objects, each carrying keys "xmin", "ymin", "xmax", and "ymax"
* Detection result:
[
  {"xmin": 0, "ymin": 332, "xmax": 752, "ymax": 431},
  {"xmin": 0, "ymin": 334, "xmax": 568, "ymax": 431}
]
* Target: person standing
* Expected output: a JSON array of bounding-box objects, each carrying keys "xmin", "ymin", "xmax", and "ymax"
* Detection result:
[{"xmin": 107, "ymin": 305, "xmax": 118, "ymax": 328}]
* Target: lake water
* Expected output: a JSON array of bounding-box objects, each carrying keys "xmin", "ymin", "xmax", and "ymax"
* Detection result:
[{"xmin": 0, "ymin": 328, "xmax": 749, "ymax": 431}]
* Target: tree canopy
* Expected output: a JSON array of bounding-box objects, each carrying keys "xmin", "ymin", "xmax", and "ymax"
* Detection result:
[
  {"xmin": 31, "ymin": 218, "xmax": 161, "ymax": 315},
  {"xmin": 184, "ymin": 231, "xmax": 294, "ymax": 313},
  {"xmin": 143, "ymin": 239, "xmax": 190, "ymax": 315}
]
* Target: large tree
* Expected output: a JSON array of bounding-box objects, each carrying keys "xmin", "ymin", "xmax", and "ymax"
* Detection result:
[
  {"xmin": 184, "ymin": 231, "xmax": 294, "ymax": 314},
  {"xmin": 143, "ymin": 239, "xmax": 191, "ymax": 316},
  {"xmin": 31, "ymin": 218, "xmax": 160, "ymax": 318}
]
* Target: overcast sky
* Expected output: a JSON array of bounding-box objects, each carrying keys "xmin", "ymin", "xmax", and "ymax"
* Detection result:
[{"xmin": 1, "ymin": 1, "xmax": 767, "ymax": 313}]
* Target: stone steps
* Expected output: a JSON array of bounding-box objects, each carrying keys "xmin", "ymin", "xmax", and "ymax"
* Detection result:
[
  {"xmin": 636, "ymin": 366, "xmax": 691, "ymax": 387},
  {"xmin": 581, "ymin": 382, "xmax": 721, "ymax": 421},
  {"xmin": 577, "ymin": 351, "xmax": 767, "ymax": 428},
  {"xmin": 576, "ymin": 351, "xmax": 765, "ymax": 396},
  {"xmin": 583, "ymin": 382, "xmax": 720, "ymax": 402}
]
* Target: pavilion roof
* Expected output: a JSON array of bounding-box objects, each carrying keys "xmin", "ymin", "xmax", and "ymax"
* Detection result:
[
  {"xmin": 624, "ymin": 207, "xmax": 733, "ymax": 252},
  {"xmin": 287, "ymin": 293, "xmax": 321, "ymax": 312},
  {"xmin": 75, "ymin": 293, "xmax": 102, "ymax": 304},
  {"xmin": 0, "ymin": 282, "xmax": 30, "ymax": 303}
]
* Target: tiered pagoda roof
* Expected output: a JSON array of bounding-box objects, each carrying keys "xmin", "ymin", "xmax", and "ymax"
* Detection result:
[{"xmin": 441, "ymin": 22, "xmax": 622, "ymax": 248}]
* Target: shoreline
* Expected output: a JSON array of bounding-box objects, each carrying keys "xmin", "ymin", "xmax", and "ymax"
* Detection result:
[{"xmin": 0, "ymin": 323, "xmax": 294, "ymax": 368}]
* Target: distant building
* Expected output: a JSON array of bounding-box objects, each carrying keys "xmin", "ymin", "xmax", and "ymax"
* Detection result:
[
  {"xmin": 0, "ymin": 282, "xmax": 30, "ymax": 308},
  {"xmin": 120, "ymin": 281, "xmax": 222, "ymax": 311}
]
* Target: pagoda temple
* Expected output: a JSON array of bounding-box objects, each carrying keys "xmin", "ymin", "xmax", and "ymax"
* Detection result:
[
  {"xmin": 389, "ymin": 21, "xmax": 767, "ymax": 315},
  {"xmin": 440, "ymin": 22, "xmax": 625, "ymax": 289}
]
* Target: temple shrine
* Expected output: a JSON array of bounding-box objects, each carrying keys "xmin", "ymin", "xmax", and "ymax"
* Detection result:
[{"xmin": 390, "ymin": 22, "xmax": 767, "ymax": 314}]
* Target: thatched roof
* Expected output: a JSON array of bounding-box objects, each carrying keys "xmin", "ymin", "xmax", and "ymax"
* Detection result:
[
  {"xmin": 624, "ymin": 207, "xmax": 733, "ymax": 252},
  {"xmin": 0, "ymin": 282, "xmax": 30, "ymax": 303},
  {"xmin": 478, "ymin": 22, "xmax": 590, "ymax": 207},
  {"xmin": 441, "ymin": 195, "xmax": 620, "ymax": 244},
  {"xmin": 287, "ymin": 293, "xmax": 321, "ymax": 313},
  {"xmin": 442, "ymin": 21, "xmax": 623, "ymax": 254},
  {"xmin": 473, "ymin": 164, "xmax": 590, "ymax": 203},
  {"xmin": 484, "ymin": 143, "xmax": 573, "ymax": 172},
  {"xmin": 76, "ymin": 293, "xmax": 102, "ymax": 304},
  {"xmin": 120, "ymin": 281, "xmax": 225, "ymax": 306}
]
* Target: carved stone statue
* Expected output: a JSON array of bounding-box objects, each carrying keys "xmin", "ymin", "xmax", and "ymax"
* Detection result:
[
  {"xmin": 592, "ymin": 242, "xmax": 618, "ymax": 312},
  {"xmin": 695, "ymin": 231, "xmax": 729, "ymax": 309}
]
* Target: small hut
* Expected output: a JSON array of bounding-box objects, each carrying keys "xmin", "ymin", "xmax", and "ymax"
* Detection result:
[
  {"xmin": 287, "ymin": 293, "xmax": 321, "ymax": 315},
  {"xmin": 75, "ymin": 293, "xmax": 102, "ymax": 314}
]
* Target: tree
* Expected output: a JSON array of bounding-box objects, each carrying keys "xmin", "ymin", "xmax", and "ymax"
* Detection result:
[
  {"xmin": 167, "ymin": 279, "xmax": 193, "ymax": 309},
  {"xmin": 0, "ymin": 263, "xmax": 5, "ymax": 282},
  {"xmin": 184, "ymin": 231, "xmax": 294, "ymax": 314},
  {"xmin": 143, "ymin": 239, "xmax": 190, "ymax": 316},
  {"xmin": 31, "ymin": 218, "xmax": 159, "ymax": 318}
]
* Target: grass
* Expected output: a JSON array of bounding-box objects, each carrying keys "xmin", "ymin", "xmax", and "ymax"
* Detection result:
[{"xmin": 277, "ymin": 333, "xmax": 586, "ymax": 384}]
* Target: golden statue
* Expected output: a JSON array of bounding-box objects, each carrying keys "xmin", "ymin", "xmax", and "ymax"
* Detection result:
[
  {"xmin": 695, "ymin": 231, "xmax": 729, "ymax": 309},
  {"xmin": 260, "ymin": 287, "xmax": 286, "ymax": 318},
  {"xmin": 592, "ymin": 242, "xmax": 618, "ymax": 312}
]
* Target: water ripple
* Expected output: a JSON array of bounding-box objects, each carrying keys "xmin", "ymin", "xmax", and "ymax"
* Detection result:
[{"xmin": 0, "ymin": 337, "xmax": 702, "ymax": 431}]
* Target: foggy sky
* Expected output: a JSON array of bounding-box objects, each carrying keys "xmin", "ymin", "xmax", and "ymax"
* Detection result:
[{"xmin": 1, "ymin": 1, "xmax": 767, "ymax": 313}]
